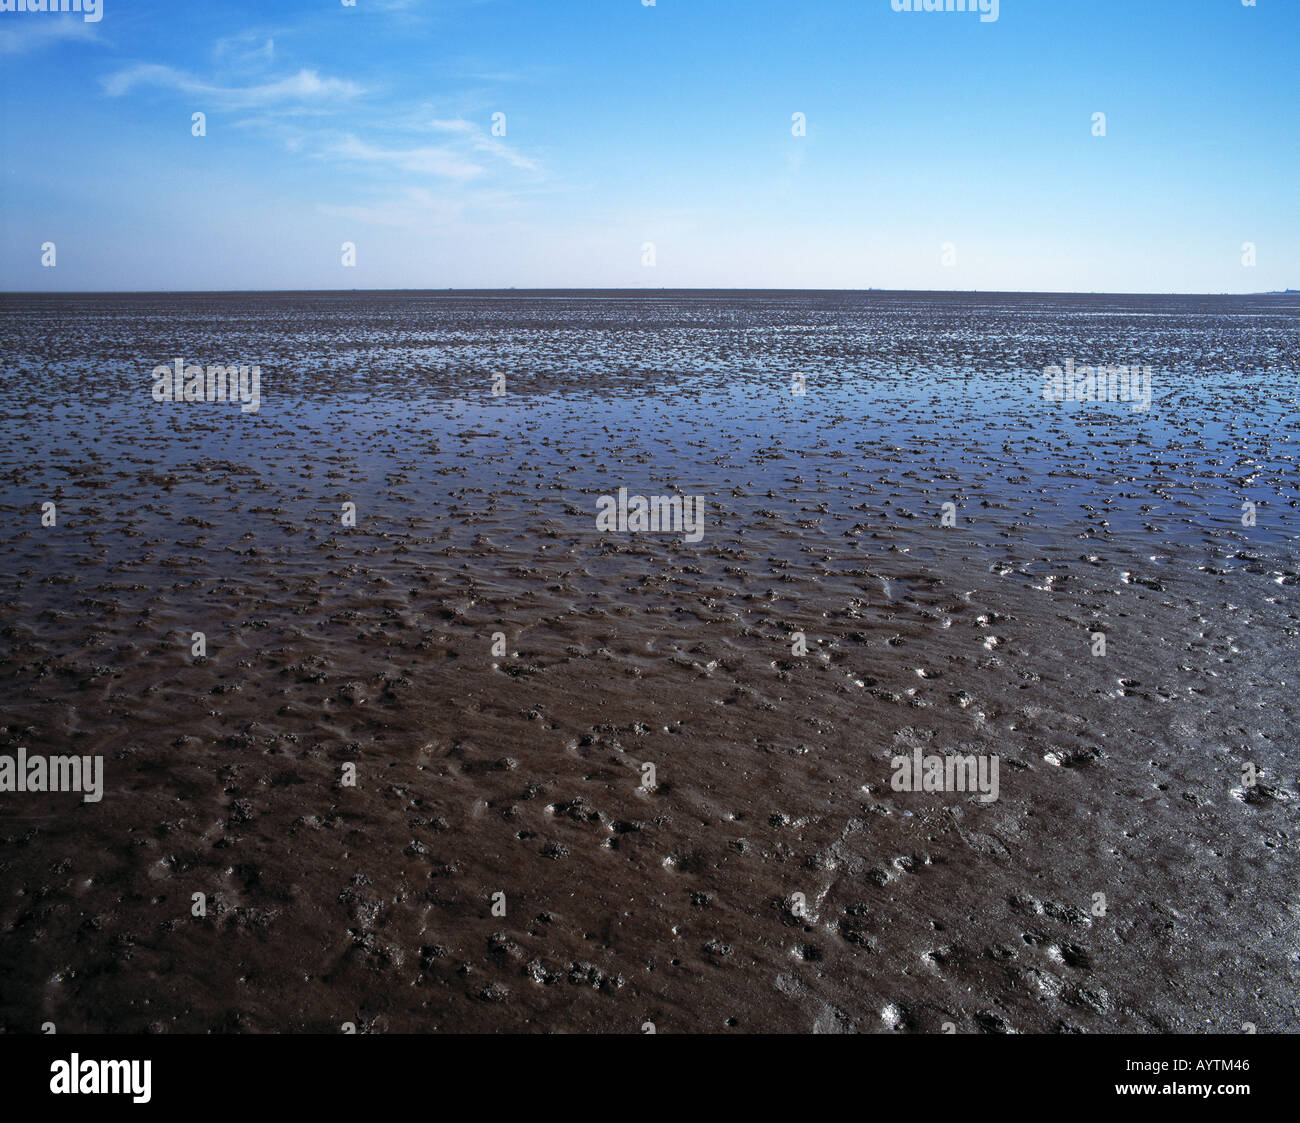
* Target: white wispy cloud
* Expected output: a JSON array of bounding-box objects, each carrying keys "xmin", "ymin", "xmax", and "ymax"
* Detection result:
[
  {"xmin": 0, "ymin": 16, "xmax": 101, "ymax": 55},
  {"xmin": 102, "ymin": 64, "xmax": 363, "ymax": 107},
  {"xmin": 213, "ymin": 31, "xmax": 276, "ymax": 68},
  {"xmin": 427, "ymin": 117, "xmax": 540, "ymax": 171},
  {"xmin": 331, "ymin": 134, "xmax": 485, "ymax": 180},
  {"xmin": 427, "ymin": 118, "xmax": 477, "ymax": 135}
]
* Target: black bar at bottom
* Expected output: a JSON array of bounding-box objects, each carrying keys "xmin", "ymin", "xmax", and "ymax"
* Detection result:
[{"xmin": 0, "ymin": 1031, "xmax": 1284, "ymax": 1108}]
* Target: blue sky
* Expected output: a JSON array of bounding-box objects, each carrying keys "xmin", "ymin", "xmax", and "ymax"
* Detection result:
[{"xmin": 1, "ymin": 0, "xmax": 1295, "ymax": 292}]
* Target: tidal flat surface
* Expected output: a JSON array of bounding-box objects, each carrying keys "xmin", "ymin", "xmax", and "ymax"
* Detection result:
[{"xmin": 1, "ymin": 290, "xmax": 1297, "ymax": 1033}]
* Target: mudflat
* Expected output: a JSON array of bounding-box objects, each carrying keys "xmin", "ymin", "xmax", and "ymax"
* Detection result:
[{"xmin": 1, "ymin": 290, "xmax": 1296, "ymax": 1033}]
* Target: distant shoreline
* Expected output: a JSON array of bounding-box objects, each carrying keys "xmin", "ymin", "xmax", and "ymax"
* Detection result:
[{"xmin": 2, "ymin": 288, "xmax": 1298, "ymax": 298}]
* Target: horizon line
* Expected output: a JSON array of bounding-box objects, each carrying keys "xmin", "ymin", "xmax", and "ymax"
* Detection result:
[{"xmin": 2, "ymin": 287, "xmax": 1297, "ymax": 298}]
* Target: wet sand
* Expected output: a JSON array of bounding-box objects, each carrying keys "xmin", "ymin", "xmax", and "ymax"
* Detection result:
[{"xmin": 1, "ymin": 290, "xmax": 1297, "ymax": 1033}]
